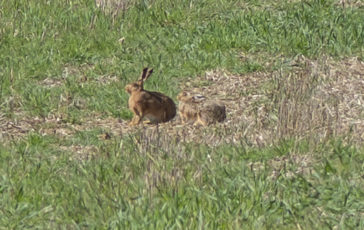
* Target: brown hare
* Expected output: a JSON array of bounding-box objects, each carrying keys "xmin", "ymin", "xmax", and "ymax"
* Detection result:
[
  {"xmin": 177, "ymin": 91, "xmax": 226, "ymax": 126},
  {"xmin": 125, "ymin": 68, "xmax": 176, "ymax": 126}
]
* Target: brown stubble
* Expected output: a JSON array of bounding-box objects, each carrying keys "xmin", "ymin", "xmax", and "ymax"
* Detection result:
[{"xmin": 1, "ymin": 56, "xmax": 363, "ymax": 157}]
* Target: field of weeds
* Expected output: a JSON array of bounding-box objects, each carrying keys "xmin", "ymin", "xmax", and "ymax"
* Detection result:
[{"xmin": 1, "ymin": 0, "xmax": 364, "ymax": 229}]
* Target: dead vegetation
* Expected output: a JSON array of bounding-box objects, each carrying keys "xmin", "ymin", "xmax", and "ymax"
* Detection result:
[
  {"xmin": 40, "ymin": 64, "xmax": 119, "ymax": 89},
  {"xmin": 172, "ymin": 55, "xmax": 364, "ymax": 146},
  {"xmin": 336, "ymin": 0, "xmax": 364, "ymax": 8},
  {"xmin": 94, "ymin": 0, "xmax": 140, "ymax": 22},
  {"xmin": 1, "ymin": 56, "xmax": 364, "ymax": 158},
  {"xmin": 249, "ymin": 153, "xmax": 315, "ymax": 179}
]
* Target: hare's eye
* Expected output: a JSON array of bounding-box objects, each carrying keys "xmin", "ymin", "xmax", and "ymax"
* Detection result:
[{"xmin": 193, "ymin": 95, "xmax": 205, "ymax": 100}]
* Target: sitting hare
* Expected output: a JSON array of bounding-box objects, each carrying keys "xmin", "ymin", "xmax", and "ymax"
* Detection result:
[
  {"xmin": 125, "ymin": 68, "xmax": 176, "ymax": 126},
  {"xmin": 177, "ymin": 91, "xmax": 226, "ymax": 126}
]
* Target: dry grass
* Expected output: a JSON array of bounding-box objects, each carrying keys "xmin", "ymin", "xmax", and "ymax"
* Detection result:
[
  {"xmin": 335, "ymin": 0, "xmax": 364, "ymax": 8},
  {"xmin": 145, "ymin": 56, "xmax": 364, "ymax": 147},
  {"xmin": 249, "ymin": 153, "xmax": 315, "ymax": 179},
  {"xmin": 94, "ymin": 0, "xmax": 139, "ymax": 21},
  {"xmin": 1, "ymin": 57, "xmax": 364, "ymax": 156}
]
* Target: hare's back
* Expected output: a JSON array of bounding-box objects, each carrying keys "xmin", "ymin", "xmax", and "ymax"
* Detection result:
[{"xmin": 143, "ymin": 91, "xmax": 176, "ymax": 121}]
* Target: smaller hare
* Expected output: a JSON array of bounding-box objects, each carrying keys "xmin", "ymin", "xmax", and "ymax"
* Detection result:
[
  {"xmin": 177, "ymin": 91, "xmax": 226, "ymax": 126},
  {"xmin": 125, "ymin": 68, "xmax": 176, "ymax": 126}
]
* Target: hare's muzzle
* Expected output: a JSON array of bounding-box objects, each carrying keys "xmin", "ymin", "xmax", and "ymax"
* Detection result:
[{"xmin": 125, "ymin": 85, "xmax": 132, "ymax": 94}]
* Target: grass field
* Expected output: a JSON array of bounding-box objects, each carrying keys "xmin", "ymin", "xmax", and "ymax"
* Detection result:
[{"xmin": 1, "ymin": 0, "xmax": 364, "ymax": 229}]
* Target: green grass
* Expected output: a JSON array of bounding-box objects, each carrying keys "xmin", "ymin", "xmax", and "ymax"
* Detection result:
[
  {"xmin": 1, "ymin": 0, "xmax": 363, "ymax": 118},
  {"xmin": 1, "ymin": 136, "xmax": 363, "ymax": 229},
  {"xmin": 0, "ymin": 0, "xmax": 364, "ymax": 228}
]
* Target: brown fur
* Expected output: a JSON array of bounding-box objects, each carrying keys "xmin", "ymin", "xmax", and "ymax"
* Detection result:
[
  {"xmin": 177, "ymin": 91, "xmax": 199, "ymax": 123},
  {"xmin": 196, "ymin": 102, "xmax": 226, "ymax": 126},
  {"xmin": 177, "ymin": 91, "xmax": 226, "ymax": 126},
  {"xmin": 125, "ymin": 68, "xmax": 176, "ymax": 126}
]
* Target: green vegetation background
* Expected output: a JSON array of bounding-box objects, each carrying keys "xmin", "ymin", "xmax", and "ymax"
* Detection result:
[{"xmin": 0, "ymin": 0, "xmax": 363, "ymax": 229}]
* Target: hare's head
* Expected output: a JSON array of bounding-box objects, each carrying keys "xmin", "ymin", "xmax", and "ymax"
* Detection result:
[
  {"xmin": 125, "ymin": 67, "xmax": 153, "ymax": 95},
  {"xmin": 177, "ymin": 91, "xmax": 206, "ymax": 103},
  {"xmin": 177, "ymin": 91, "xmax": 188, "ymax": 101}
]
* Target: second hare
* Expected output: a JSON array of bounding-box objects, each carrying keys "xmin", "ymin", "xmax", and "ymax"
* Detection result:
[
  {"xmin": 125, "ymin": 68, "xmax": 176, "ymax": 126},
  {"xmin": 177, "ymin": 91, "xmax": 226, "ymax": 126}
]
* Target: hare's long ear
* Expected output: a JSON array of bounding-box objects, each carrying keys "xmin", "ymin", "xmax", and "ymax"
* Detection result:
[
  {"xmin": 142, "ymin": 68, "xmax": 153, "ymax": 82},
  {"xmin": 140, "ymin": 67, "xmax": 149, "ymax": 81}
]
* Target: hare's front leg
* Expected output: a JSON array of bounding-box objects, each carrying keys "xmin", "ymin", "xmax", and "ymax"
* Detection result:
[
  {"xmin": 129, "ymin": 108, "xmax": 143, "ymax": 126},
  {"xmin": 179, "ymin": 112, "xmax": 186, "ymax": 123},
  {"xmin": 129, "ymin": 116, "xmax": 137, "ymax": 126},
  {"xmin": 130, "ymin": 114, "xmax": 143, "ymax": 126}
]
